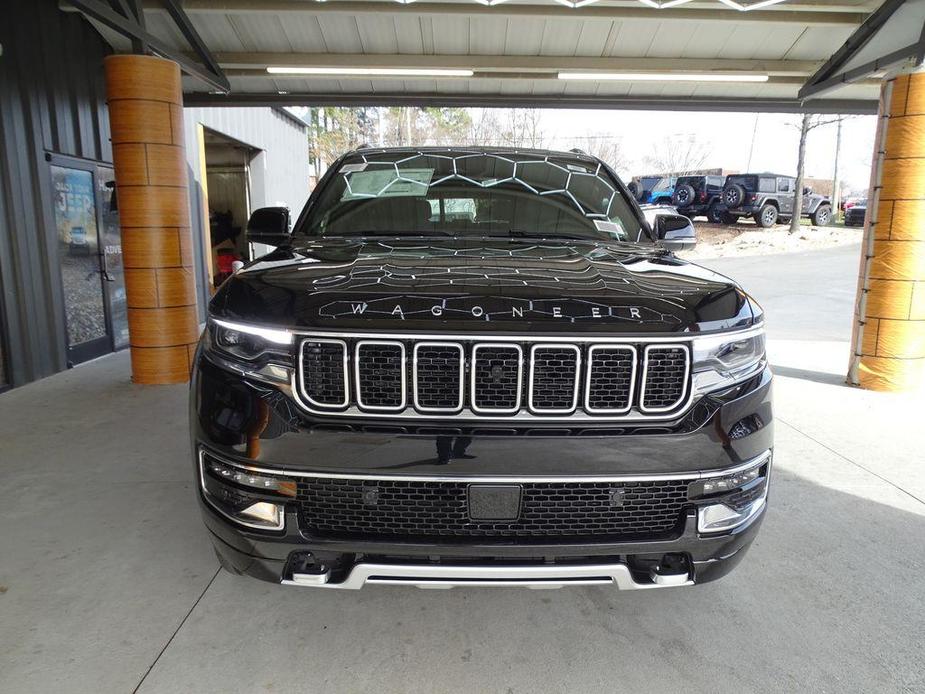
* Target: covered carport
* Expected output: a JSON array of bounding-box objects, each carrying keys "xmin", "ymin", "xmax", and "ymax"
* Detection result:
[
  {"xmin": 65, "ymin": 0, "xmax": 924, "ymax": 392},
  {"xmin": 2, "ymin": 1, "xmax": 925, "ymax": 691}
]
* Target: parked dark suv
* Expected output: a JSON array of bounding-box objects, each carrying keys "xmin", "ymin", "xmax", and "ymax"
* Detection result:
[
  {"xmin": 192, "ymin": 147, "xmax": 772, "ymax": 591},
  {"xmin": 718, "ymin": 173, "xmax": 832, "ymax": 228},
  {"xmin": 672, "ymin": 175, "xmax": 726, "ymax": 222}
]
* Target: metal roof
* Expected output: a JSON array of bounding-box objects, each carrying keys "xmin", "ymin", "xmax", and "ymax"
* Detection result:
[{"xmin": 72, "ymin": 0, "xmax": 897, "ymax": 113}]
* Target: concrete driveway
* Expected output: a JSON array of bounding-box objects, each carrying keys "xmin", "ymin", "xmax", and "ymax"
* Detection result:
[{"xmin": 2, "ymin": 243, "xmax": 924, "ymax": 693}]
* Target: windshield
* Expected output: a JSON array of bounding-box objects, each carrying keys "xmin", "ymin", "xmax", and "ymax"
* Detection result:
[{"xmin": 298, "ymin": 150, "xmax": 648, "ymax": 243}]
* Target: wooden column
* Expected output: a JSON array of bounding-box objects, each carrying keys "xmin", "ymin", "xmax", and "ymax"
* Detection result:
[
  {"xmin": 849, "ymin": 71, "xmax": 925, "ymax": 391},
  {"xmin": 104, "ymin": 55, "xmax": 198, "ymax": 384}
]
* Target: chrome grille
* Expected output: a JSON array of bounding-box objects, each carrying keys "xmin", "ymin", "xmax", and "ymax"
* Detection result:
[
  {"xmin": 586, "ymin": 346, "xmax": 636, "ymax": 413},
  {"xmin": 413, "ymin": 343, "xmax": 464, "ymax": 412},
  {"xmin": 471, "ymin": 345, "xmax": 522, "ymax": 413},
  {"xmin": 300, "ymin": 340, "xmax": 348, "ymax": 407},
  {"xmin": 529, "ymin": 345, "xmax": 580, "ymax": 413},
  {"xmin": 641, "ymin": 345, "xmax": 690, "ymax": 412},
  {"xmin": 296, "ymin": 335, "xmax": 692, "ymax": 420},
  {"xmin": 355, "ymin": 341, "xmax": 405, "ymax": 410}
]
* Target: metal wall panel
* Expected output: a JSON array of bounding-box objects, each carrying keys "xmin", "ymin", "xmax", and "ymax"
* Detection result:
[
  {"xmin": 0, "ymin": 0, "xmax": 114, "ymax": 387},
  {"xmin": 182, "ymin": 106, "xmax": 310, "ymax": 310}
]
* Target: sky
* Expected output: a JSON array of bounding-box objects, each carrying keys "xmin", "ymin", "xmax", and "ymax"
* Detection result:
[{"xmin": 542, "ymin": 109, "xmax": 877, "ymax": 195}]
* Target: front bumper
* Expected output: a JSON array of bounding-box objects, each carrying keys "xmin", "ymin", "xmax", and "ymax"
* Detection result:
[{"xmin": 192, "ymin": 354, "xmax": 773, "ymax": 589}]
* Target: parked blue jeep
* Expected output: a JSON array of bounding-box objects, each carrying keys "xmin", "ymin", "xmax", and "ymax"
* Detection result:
[{"xmin": 627, "ymin": 175, "xmax": 676, "ymax": 205}]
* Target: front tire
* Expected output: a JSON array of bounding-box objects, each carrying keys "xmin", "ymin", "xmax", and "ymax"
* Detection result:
[
  {"xmin": 721, "ymin": 212, "xmax": 738, "ymax": 225},
  {"xmin": 708, "ymin": 203, "xmax": 723, "ymax": 224},
  {"xmin": 811, "ymin": 204, "xmax": 832, "ymax": 226},
  {"xmin": 754, "ymin": 204, "xmax": 778, "ymax": 228}
]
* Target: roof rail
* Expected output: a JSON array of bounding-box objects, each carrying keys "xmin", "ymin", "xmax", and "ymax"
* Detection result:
[{"xmin": 569, "ymin": 148, "xmax": 588, "ymax": 155}]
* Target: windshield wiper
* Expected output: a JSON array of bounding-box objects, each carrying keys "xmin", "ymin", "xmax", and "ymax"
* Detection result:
[
  {"xmin": 326, "ymin": 230, "xmax": 454, "ymax": 238},
  {"xmin": 491, "ymin": 230, "xmax": 601, "ymax": 241}
]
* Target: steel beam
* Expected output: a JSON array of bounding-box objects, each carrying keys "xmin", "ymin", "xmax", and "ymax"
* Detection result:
[
  {"xmin": 799, "ymin": 0, "xmax": 919, "ymax": 99},
  {"xmin": 66, "ymin": 0, "xmax": 230, "ymax": 92},
  {"xmin": 139, "ymin": 0, "xmax": 868, "ymax": 25},
  {"xmin": 185, "ymin": 90, "xmax": 879, "ymax": 114}
]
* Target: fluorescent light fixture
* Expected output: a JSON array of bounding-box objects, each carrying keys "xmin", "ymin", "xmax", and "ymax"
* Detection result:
[
  {"xmin": 637, "ymin": 0, "xmax": 694, "ymax": 7},
  {"xmin": 474, "ymin": 0, "xmax": 511, "ymax": 4},
  {"xmin": 718, "ymin": 0, "xmax": 789, "ymax": 9},
  {"xmin": 267, "ymin": 67, "xmax": 474, "ymax": 78},
  {"xmin": 557, "ymin": 72, "xmax": 769, "ymax": 83},
  {"xmin": 554, "ymin": 0, "xmax": 600, "ymax": 7}
]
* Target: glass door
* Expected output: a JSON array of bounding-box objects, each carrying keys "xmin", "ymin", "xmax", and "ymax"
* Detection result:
[
  {"xmin": 97, "ymin": 166, "xmax": 129, "ymax": 350},
  {"xmin": 50, "ymin": 159, "xmax": 114, "ymax": 364}
]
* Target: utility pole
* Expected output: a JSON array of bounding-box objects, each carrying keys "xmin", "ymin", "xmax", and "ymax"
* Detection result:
[
  {"xmin": 832, "ymin": 117, "xmax": 843, "ymax": 218},
  {"xmin": 746, "ymin": 114, "xmax": 760, "ymax": 170}
]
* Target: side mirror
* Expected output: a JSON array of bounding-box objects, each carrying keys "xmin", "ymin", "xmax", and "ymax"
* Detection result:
[
  {"xmin": 246, "ymin": 207, "xmax": 291, "ymax": 247},
  {"xmin": 655, "ymin": 213, "xmax": 696, "ymax": 252}
]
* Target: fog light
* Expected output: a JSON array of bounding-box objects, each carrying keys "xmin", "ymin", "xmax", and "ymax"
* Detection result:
[
  {"xmin": 239, "ymin": 501, "xmax": 284, "ymax": 527},
  {"xmin": 199, "ymin": 450, "xmax": 292, "ymax": 530},
  {"xmin": 698, "ymin": 494, "xmax": 766, "ymax": 534}
]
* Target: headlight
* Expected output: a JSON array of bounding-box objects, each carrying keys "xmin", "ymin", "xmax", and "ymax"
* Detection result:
[
  {"xmin": 209, "ymin": 318, "xmax": 292, "ymax": 361},
  {"xmin": 691, "ymin": 326, "xmax": 766, "ymax": 393}
]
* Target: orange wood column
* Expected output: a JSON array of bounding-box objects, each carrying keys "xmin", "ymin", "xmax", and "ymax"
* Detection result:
[
  {"xmin": 849, "ymin": 71, "xmax": 925, "ymax": 391},
  {"xmin": 104, "ymin": 55, "xmax": 198, "ymax": 384}
]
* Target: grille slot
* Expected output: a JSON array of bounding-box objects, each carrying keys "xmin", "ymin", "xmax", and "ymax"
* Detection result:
[
  {"xmin": 471, "ymin": 344, "xmax": 523, "ymax": 414},
  {"xmin": 355, "ymin": 341, "xmax": 406, "ymax": 411},
  {"xmin": 586, "ymin": 346, "xmax": 636, "ymax": 414},
  {"xmin": 413, "ymin": 343, "xmax": 464, "ymax": 412},
  {"xmin": 641, "ymin": 345, "xmax": 689, "ymax": 413},
  {"xmin": 298, "ymin": 478, "xmax": 689, "ymax": 540},
  {"xmin": 529, "ymin": 345, "xmax": 580, "ymax": 413},
  {"xmin": 300, "ymin": 340, "xmax": 348, "ymax": 408}
]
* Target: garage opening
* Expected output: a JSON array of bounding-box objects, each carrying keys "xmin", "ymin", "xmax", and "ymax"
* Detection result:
[{"xmin": 201, "ymin": 127, "xmax": 259, "ymax": 289}]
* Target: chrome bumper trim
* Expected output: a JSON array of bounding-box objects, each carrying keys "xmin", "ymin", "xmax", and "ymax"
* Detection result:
[
  {"xmin": 282, "ymin": 562, "xmax": 694, "ymax": 590},
  {"xmin": 199, "ymin": 447, "xmax": 771, "ymax": 484}
]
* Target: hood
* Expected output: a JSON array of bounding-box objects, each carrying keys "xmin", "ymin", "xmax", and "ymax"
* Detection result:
[{"xmin": 210, "ymin": 237, "xmax": 755, "ymax": 334}]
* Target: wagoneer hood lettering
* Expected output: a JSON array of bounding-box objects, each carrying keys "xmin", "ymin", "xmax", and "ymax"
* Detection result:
[{"xmin": 211, "ymin": 238, "xmax": 753, "ymax": 333}]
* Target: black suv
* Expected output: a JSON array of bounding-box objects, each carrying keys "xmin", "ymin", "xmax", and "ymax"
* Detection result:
[
  {"xmin": 192, "ymin": 147, "xmax": 772, "ymax": 591},
  {"xmin": 672, "ymin": 175, "xmax": 726, "ymax": 222},
  {"xmin": 718, "ymin": 173, "xmax": 832, "ymax": 228}
]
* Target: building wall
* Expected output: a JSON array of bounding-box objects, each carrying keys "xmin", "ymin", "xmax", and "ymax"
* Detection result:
[
  {"xmin": 0, "ymin": 0, "xmax": 114, "ymax": 387},
  {"xmin": 182, "ymin": 107, "xmax": 310, "ymax": 310}
]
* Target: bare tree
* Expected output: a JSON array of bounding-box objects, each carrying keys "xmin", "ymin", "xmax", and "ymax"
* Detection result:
[
  {"xmin": 789, "ymin": 113, "xmax": 843, "ymax": 233},
  {"xmin": 642, "ymin": 135, "xmax": 710, "ymax": 175},
  {"xmin": 566, "ymin": 135, "xmax": 631, "ymax": 174}
]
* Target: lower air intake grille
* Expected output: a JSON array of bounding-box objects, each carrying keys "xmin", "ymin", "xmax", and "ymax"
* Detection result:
[
  {"xmin": 297, "ymin": 478, "xmax": 689, "ymax": 540},
  {"xmin": 355, "ymin": 342, "xmax": 405, "ymax": 410},
  {"xmin": 642, "ymin": 346, "xmax": 689, "ymax": 412},
  {"xmin": 300, "ymin": 340, "xmax": 347, "ymax": 407}
]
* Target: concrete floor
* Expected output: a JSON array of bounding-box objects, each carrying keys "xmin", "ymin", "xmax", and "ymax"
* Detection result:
[{"xmin": 2, "ymin": 244, "xmax": 924, "ymax": 693}]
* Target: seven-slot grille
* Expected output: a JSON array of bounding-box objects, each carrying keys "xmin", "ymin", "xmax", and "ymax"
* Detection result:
[
  {"xmin": 297, "ymin": 478, "xmax": 689, "ymax": 540},
  {"xmin": 298, "ymin": 337, "xmax": 691, "ymax": 419}
]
